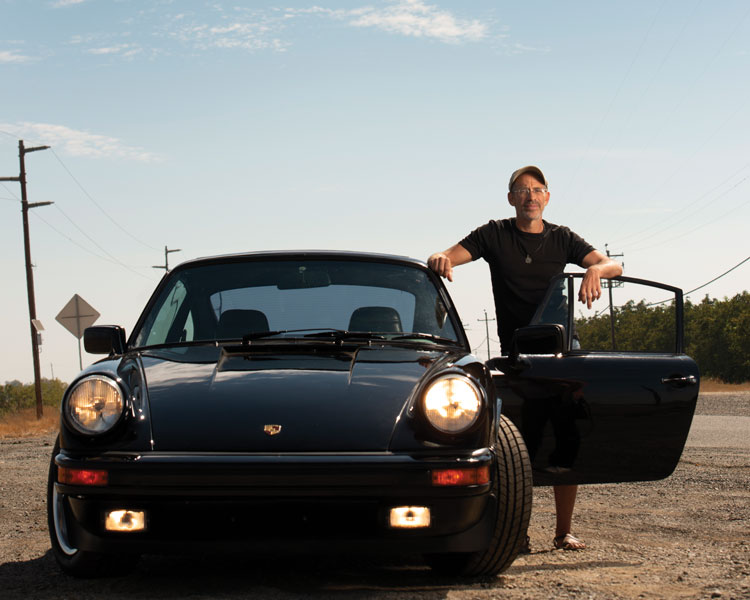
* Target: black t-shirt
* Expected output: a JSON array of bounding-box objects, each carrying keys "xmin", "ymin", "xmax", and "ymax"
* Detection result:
[{"xmin": 459, "ymin": 218, "xmax": 594, "ymax": 352}]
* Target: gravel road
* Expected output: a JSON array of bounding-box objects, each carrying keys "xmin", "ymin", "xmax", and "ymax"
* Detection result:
[{"xmin": 1, "ymin": 393, "xmax": 748, "ymax": 600}]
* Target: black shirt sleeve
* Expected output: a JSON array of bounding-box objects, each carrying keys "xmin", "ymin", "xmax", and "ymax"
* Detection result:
[
  {"xmin": 458, "ymin": 220, "xmax": 498, "ymax": 261},
  {"xmin": 565, "ymin": 228, "xmax": 595, "ymax": 267}
]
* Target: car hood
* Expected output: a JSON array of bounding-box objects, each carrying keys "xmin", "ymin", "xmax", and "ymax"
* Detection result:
[{"xmin": 140, "ymin": 345, "xmax": 455, "ymax": 452}]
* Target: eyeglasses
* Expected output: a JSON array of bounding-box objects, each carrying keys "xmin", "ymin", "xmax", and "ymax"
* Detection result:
[{"xmin": 511, "ymin": 187, "xmax": 548, "ymax": 197}]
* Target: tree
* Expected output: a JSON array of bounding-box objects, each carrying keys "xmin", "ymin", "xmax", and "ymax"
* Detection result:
[
  {"xmin": 577, "ymin": 291, "xmax": 750, "ymax": 383},
  {"xmin": 0, "ymin": 378, "xmax": 67, "ymax": 416}
]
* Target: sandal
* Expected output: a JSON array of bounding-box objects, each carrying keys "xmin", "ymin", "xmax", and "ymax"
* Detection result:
[{"xmin": 553, "ymin": 533, "xmax": 586, "ymax": 550}]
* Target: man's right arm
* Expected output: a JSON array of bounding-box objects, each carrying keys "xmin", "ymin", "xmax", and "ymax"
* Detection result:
[{"xmin": 427, "ymin": 244, "xmax": 472, "ymax": 282}]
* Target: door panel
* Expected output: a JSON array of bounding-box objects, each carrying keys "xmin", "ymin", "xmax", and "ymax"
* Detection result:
[
  {"xmin": 492, "ymin": 274, "xmax": 700, "ymax": 485},
  {"xmin": 495, "ymin": 353, "xmax": 699, "ymax": 485}
]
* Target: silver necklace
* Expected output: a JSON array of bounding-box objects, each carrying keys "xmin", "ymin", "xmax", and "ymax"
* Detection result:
[{"xmin": 518, "ymin": 236, "xmax": 545, "ymax": 264}]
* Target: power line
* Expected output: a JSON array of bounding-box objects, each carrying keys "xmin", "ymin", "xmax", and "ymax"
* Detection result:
[
  {"xmin": 49, "ymin": 148, "xmax": 160, "ymax": 252},
  {"xmin": 682, "ymin": 255, "xmax": 750, "ymax": 298},
  {"xmin": 589, "ymin": 252, "xmax": 748, "ymax": 314},
  {"xmin": 471, "ymin": 335, "xmax": 502, "ymax": 359},
  {"xmin": 578, "ymin": 2, "xmax": 750, "ymax": 232},
  {"xmin": 610, "ymin": 95, "xmax": 750, "ymax": 244},
  {"xmin": 30, "ymin": 209, "xmax": 156, "ymax": 280},
  {"xmin": 563, "ymin": 1, "xmax": 720, "ymax": 219},
  {"xmin": 477, "ymin": 310, "xmax": 495, "ymax": 361},
  {"xmin": 581, "ymin": 0, "xmax": 701, "ymax": 220},
  {"xmin": 644, "ymin": 254, "xmax": 750, "ymax": 307},
  {"xmin": 4, "ymin": 149, "xmax": 156, "ymax": 279},
  {"xmin": 47, "ymin": 203, "xmax": 155, "ymax": 279},
  {"xmin": 564, "ymin": 0, "xmax": 667, "ymax": 196},
  {"xmin": 4, "ymin": 134, "xmax": 164, "ymax": 271},
  {"xmin": 1, "ymin": 180, "xmax": 20, "ymax": 200},
  {"xmin": 471, "ymin": 335, "xmax": 487, "ymax": 356},
  {"xmin": 629, "ymin": 187, "xmax": 750, "ymax": 253},
  {"xmin": 610, "ymin": 164, "xmax": 750, "ymax": 247}
]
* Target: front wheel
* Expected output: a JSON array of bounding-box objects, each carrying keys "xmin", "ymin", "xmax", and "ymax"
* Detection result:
[
  {"xmin": 425, "ymin": 414, "xmax": 532, "ymax": 576},
  {"xmin": 47, "ymin": 438, "xmax": 138, "ymax": 577}
]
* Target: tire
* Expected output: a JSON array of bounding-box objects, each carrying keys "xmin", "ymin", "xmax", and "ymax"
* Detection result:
[
  {"xmin": 425, "ymin": 414, "xmax": 532, "ymax": 577},
  {"xmin": 47, "ymin": 437, "xmax": 139, "ymax": 577}
]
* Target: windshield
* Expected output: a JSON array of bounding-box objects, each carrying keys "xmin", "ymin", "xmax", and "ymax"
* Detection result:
[{"xmin": 132, "ymin": 258, "xmax": 460, "ymax": 348}]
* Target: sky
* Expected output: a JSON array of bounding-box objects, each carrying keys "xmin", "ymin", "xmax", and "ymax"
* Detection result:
[{"xmin": 2, "ymin": 0, "xmax": 749, "ymax": 384}]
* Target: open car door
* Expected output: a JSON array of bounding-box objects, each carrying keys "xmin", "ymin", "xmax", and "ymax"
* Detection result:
[{"xmin": 492, "ymin": 274, "xmax": 699, "ymax": 486}]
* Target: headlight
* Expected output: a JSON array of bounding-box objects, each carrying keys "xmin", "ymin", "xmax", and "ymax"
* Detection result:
[
  {"xmin": 422, "ymin": 374, "xmax": 482, "ymax": 434},
  {"xmin": 65, "ymin": 375, "xmax": 125, "ymax": 435}
]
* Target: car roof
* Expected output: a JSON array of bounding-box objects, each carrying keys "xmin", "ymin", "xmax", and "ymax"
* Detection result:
[{"xmin": 172, "ymin": 250, "xmax": 428, "ymax": 271}]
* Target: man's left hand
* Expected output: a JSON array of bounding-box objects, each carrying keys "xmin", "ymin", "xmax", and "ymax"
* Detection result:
[
  {"xmin": 579, "ymin": 251, "xmax": 623, "ymax": 308},
  {"xmin": 578, "ymin": 268, "xmax": 602, "ymax": 309}
]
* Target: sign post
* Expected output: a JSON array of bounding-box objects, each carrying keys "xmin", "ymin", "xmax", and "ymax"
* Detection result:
[{"xmin": 56, "ymin": 294, "xmax": 100, "ymax": 370}]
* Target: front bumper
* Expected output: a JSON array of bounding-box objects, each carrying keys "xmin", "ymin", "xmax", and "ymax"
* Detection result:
[{"xmin": 55, "ymin": 449, "xmax": 497, "ymax": 554}]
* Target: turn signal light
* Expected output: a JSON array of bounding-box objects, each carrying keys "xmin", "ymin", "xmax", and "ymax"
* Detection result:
[
  {"xmin": 58, "ymin": 467, "xmax": 108, "ymax": 486},
  {"xmin": 432, "ymin": 466, "xmax": 490, "ymax": 486}
]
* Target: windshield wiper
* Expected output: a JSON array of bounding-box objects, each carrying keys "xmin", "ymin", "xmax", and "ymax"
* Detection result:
[
  {"xmin": 241, "ymin": 330, "xmax": 291, "ymax": 342},
  {"xmin": 389, "ymin": 332, "xmax": 459, "ymax": 345},
  {"xmin": 303, "ymin": 330, "xmax": 385, "ymax": 340},
  {"xmin": 137, "ymin": 340, "xmax": 225, "ymax": 351},
  {"xmin": 240, "ymin": 329, "xmax": 384, "ymax": 344}
]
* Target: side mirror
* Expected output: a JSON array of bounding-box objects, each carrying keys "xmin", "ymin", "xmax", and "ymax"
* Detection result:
[
  {"xmin": 511, "ymin": 323, "xmax": 566, "ymax": 357},
  {"xmin": 84, "ymin": 325, "xmax": 127, "ymax": 355}
]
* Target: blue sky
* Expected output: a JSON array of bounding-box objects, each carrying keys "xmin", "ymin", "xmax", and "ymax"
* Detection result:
[{"xmin": 2, "ymin": 0, "xmax": 749, "ymax": 383}]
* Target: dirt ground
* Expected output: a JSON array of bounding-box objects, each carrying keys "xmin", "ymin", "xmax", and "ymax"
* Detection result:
[{"xmin": 1, "ymin": 393, "xmax": 748, "ymax": 600}]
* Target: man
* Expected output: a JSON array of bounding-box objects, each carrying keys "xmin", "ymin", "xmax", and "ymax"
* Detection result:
[{"xmin": 427, "ymin": 165, "xmax": 622, "ymax": 551}]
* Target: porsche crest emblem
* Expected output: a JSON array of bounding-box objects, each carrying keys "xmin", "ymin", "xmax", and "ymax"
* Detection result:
[{"xmin": 263, "ymin": 424, "xmax": 282, "ymax": 436}]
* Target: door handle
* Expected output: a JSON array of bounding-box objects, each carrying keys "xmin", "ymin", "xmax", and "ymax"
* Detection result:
[{"xmin": 661, "ymin": 374, "xmax": 697, "ymax": 386}]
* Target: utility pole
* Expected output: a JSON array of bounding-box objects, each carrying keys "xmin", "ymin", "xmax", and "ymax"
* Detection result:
[
  {"xmin": 604, "ymin": 244, "xmax": 624, "ymax": 351},
  {"xmin": 1, "ymin": 140, "xmax": 52, "ymax": 419},
  {"xmin": 478, "ymin": 309, "xmax": 495, "ymax": 361},
  {"xmin": 152, "ymin": 246, "xmax": 181, "ymax": 273}
]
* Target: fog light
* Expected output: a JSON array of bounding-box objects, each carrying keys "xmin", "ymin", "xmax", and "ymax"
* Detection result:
[
  {"xmin": 389, "ymin": 506, "xmax": 430, "ymax": 528},
  {"xmin": 105, "ymin": 510, "xmax": 146, "ymax": 532}
]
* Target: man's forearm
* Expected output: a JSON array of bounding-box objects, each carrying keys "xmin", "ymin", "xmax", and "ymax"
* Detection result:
[{"xmin": 589, "ymin": 258, "xmax": 623, "ymax": 279}]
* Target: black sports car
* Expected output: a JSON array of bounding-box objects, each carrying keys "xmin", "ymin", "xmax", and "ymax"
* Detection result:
[{"xmin": 48, "ymin": 251, "xmax": 699, "ymax": 577}]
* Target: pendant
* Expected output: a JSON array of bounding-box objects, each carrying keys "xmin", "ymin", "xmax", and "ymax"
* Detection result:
[{"xmin": 525, "ymin": 255, "xmax": 532, "ymax": 264}]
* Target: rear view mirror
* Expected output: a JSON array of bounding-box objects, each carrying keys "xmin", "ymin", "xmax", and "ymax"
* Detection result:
[
  {"xmin": 276, "ymin": 266, "xmax": 332, "ymax": 289},
  {"xmin": 511, "ymin": 324, "xmax": 566, "ymax": 357},
  {"xmin": 84, "ymin": 325, "xmax": 126, "ymax": 355}
]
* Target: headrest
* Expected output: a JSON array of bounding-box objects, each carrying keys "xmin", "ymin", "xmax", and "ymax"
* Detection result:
[
  {"xmin": 217, "ymin": 309, "xmax": 270, "ymax": 338},
  {"xmin": 348, "ymin": 306, "xmax": 403, "ymax": 333}
]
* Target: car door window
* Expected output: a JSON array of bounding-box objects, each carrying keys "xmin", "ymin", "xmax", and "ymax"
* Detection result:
[
  {"xmin": 531, "ymin": 274, "xmax": 684, "ymax": 354},
  {"xmin": 140, "ymin": 280, "xmax": 189, "ymax": 346}
]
